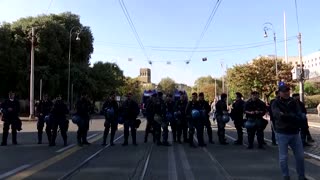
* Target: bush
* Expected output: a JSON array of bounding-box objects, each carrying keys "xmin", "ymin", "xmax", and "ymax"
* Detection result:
[{"xmin": 305, "ymin": 95, "xmax": 320, "ymax": 108}]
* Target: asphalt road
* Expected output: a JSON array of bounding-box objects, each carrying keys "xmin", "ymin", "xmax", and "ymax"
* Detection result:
[{"xmin": 0, "ymin": 116, "xmax": 320, "ymax": 180}]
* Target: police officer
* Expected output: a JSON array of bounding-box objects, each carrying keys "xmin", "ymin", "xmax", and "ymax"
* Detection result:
[
  {"xmin": 165, "ymin": 94, "xmax": 174, "ymax": 144},
  {"xmin": 144, "ymin": 93, "xmax": 156, "ymax": 143},
  {"xmin": 292, "ymin": 93, "xmax": 313, "ymax": 147},
  {"xmin": 76, "ymin": 93, "xmax": 92, "ymax": 146},
  {"xmin": 198, "ymin": 92, "xmax": 214, "ymax": 144},
  {"xmin": 36, "ymin": 94, "xmax": 53, "ymax": 144},
  {"xmin": 215, "ymin": 93, "xmax": 229, "ymax": 145},
  {"xmin": 244, "ymin": 91, "xmax": 267, "ymax": 149},
  {"xmin": 174, "ymin": 91, "xmax": 188, "ymax": 144},
  {"xmin": 121, "ymin": 92, "xmax": 140, "ymax": 146},
  {"xmin": 1, "ymin": 91, "xmax": 21, "ymax": 146},
  {"xmin": 186, "ymin": 93, "xmax": 205, "ymax": 147},
  {"xmin": 230, "ymin": 92, "xmax": 245, "ymax": 145},
  {"xmin": 49, "ymin": 95, "xmax": 69, "ymax": 146},
  {"xmin": 102, "ymin": 92, "xmax": 119, "ymax": 146},
  {"xmin": 152, "ymin": 92, "xmax": 167, "ymax": 146},
  {"xmin": 268, "ymin": 91, "xmax": 279, "ymax": 145}
]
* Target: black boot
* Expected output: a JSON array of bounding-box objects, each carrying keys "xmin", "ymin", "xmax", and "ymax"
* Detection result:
[
  {"xmin": 12, "ymin": 131, "xmax": 17, "ymax": 145},
  {"xmin": 110, "ymin": 131, "xmax": 115, "ymax": 146},
  {"xmin": 1, "ymin": 131, "xmax": 8, "ymax": 146},
  {"xmin": 132, "ymin": 130, "xmax": 137, "ymax": 146}
]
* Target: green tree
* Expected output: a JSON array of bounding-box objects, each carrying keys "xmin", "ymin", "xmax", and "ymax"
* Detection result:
[
  {"xmin": 227, "ymin": 57, "xmax": 293, "ymax": 100},
  {"xmin": 193, "ymin": 76, "xmax": 222, "ymax": 101},
  {"xmin": 158, "ymin": 77, "xmax": 176, "ymax": 94},
  {"xmin": 119, "ymin": 77, "xmax": 143, "ymax": 103}
]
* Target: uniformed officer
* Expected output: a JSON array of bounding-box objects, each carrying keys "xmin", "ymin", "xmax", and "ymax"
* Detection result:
[
  {"xmin": 152, "ymin": 92, "xmax": 167, "ymax": 146},
  {"xmin": 230, "ymin": 92, "xmax": 245, "ymax": 145},
  {"xmin": 76, "ymin": 93, "xmax": 92, "ymax": 146},
  {"xmin": 144, "ymin": 93, "xmax": 156, "ymax": 143},
  {"xmin": 36, "ymin": 94, "xmax": 53, "ymax": 144},
  {"xmin": 198, "ymin": 92, "xmax": 214, "ymax": 144},
  {"xmin": 186, "ymin": 93, "xmax": 206, "ymax": 147},
  {"xmin": 49, "ymin": 95, "xmax": 69, "ymax": 146},
  {"xmin": 1, "ymin": 91, "xmax": 21, "ymax": 146},
  {"xmin": 121, "ymin": 92, "xmax": 140, "ymax": 146},
  {"xmin": 164, "ymin": 94, "xmax": 174, "ymax": 145},
  {"xmin": 174, "ymin": 91, "xmax": 188, "ymax": 143},
  {"xmin": 244, "ymin": 91, "xmax": 267, "ymax": 149},
  {"xmin": 215, "ymin": 93, "xmax": 229, "ymax": 145},
  {"xmin": 102, "ymin": 92, "xmax": 119, "ymax": 146}
]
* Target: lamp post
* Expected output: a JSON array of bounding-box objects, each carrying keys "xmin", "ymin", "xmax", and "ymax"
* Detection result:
[
  {"xmin": 263, "ymin": 22, "xmax": 278, "ymax": 81},
  {"xmin": 67, "ymin": 26, "xmax": 82, "ymax": 110}
]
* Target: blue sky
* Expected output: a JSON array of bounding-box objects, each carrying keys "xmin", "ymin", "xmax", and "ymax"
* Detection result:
[{"xmin": 0, "ymin": 0, "xmax": 319, "ymax": 86}]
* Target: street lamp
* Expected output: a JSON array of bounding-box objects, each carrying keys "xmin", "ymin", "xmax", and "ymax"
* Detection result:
[
  {"xmin": 67, "ymin": 26, "xmax": 82, "ymax": 110},
  {"xmin": 263, "ymin": 22, "xmax": 278, "ymax": 80}
]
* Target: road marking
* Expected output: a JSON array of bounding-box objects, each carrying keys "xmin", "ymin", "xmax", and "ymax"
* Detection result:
[
  {"xmin": 58, "ymin": 134, "xmax": 124, "ymax": 180},
  {"xmin": 225, "ymin": 132, "xmax": 317, "ymax": 180},
  {"xmin": 308, "ymin": 122, "xmax": 320, "ymax": 128},
  {"xmin": 7, "ymin": 134, "xmax": 104, "ymax": 180},
  {"xmin": 140, "ymin": 144, "xmax": 153, "ymax": 180},
  {"xmin": 177, "ymin": 145, "xmax": 195, "ymax": 180},
  {"xmin": 0, "ymin": 164, "xmax": 31, "ymax": 179},
  {"xmin": 168, "ymin": 133, "xmax": 178, "ymax": 180},
  {"xmin": 55, "ymin": 133, "xmax": 98, "ymax": 153}
]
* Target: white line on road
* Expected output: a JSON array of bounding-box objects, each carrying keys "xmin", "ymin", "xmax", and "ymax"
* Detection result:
[
  {"xmin": 0, "ymin": 164, "xmax": 31, "ymax": 179},
  {"xmin": 140, "ymin": 145, "xmax": 153, "ymax": 180},
  {"xmin": 308, "ymin": 123, "xmax": 320, "ymax": 128},
  {"xmin": 168, "ymin": 133, "xmax": 178, "ymax": 180},
  {"xmin": 56, "ymin": 133, "xmax": 98, "ymax": 153},
  {"xmin": 177, "ymin": 145, "xmax": 195, "ymax": 180}
]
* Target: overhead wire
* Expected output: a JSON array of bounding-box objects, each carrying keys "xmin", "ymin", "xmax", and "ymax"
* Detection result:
[
  {"xmin": 118, "ymin": 0, "xmax": 149, "ymax": 60},
  {"xmin": 189, "ymin": 0, "xmax": 223, "ymax": 60}
]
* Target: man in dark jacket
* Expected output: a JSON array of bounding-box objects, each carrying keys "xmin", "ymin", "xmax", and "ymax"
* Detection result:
[
  {"xmin": 1, "ymin": 91, "xmax": 20, "ymax": 146},
  {"xmin": 244, "ymin": 91, "xmax": 267, "ymax": 149},
  {"xmin": 186, "ymin": 93, "xmax": 205, "ymax": 147},
  {"xmin": 174, "ymin": 91, "xmax": 188, "ymax": 143},
  {"xmin": 36, "ymin": 94, "xmax": 53, "ymax": 144},
  {"xmin": 144, "ymin": 93, "xmax": 157, "ymax": 143},
  {"xmin": 164, "ymin": 94, "xmax": 174, "ymax": 145},
  {"xmin": 271, "ymin": 86, "xmax": 306, "ymax": 180},
  {"xmin": 292, "ymin": 93, "xmax": 313, "ymax": 147},
  {"xmin": 198, "ymin": 92, "xmax": 213, "ymax": 144},
  {"xmin": 215, "ymin": 93, "xmax": 229, "ymax": 145},
  {"xmin": 50, "ymin": 95, "xmax": 69, "ymax": 146},
  {"xmin": 152, "ymin": 92, "xmax": 167, "ymax": 146},
  {"xmin": 101, "ymin": 92, "xmax": 119, "ymax": 146},
  {"xmin": 121, "ymin": 92, "xmax": 140, "ymax": 146},
  {"xmin": 76, "ymin": 93, "xmax": 92, "ymax": 146},
  {"xmin": 230, "ymin": 92, "xmax": 245, "ymax": 145}
]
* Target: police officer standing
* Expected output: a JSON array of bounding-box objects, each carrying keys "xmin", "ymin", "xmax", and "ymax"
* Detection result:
[
  {"xmin": 230, "ymin": 92, "xmax": 245, "ymax": 145},
  {"xmin": 144, "ymin": 93, "xmax": 156, "ymax": 143},
  {"xmin": 102, "ymin": 92, "xmax": 119, "ymax": 146},
  {"xmin": 244, "ymin": 91, "xmax": 267, "ymax": 149},
  {"xmin": 152, "ymin": 92, "xmax": 167, "ymax": 146},
  {"xmin": 1, "ymin": 91, "xmax": 21, "ymax": 146},
  {"xmin": 36, "ymin": 94, "xmax": 53, "ymax": 144},
  {"xmin": 164, "ymin": 94, "xmax": 174, "ymax": 144},
  {"xmin": 49, "ymin": 95, "xmax": 69, "ymax": 146},
  {"xmin": 175, "ymin": 91, "xmax": 188, "ymax": 143},
  {"xmin": 76, "ymin": 93, "xmax": 92, "ymax": 146},
  {"xmin": 198, "ymin": 92, "xmax": 214, "ymax": 144},
  {"xmin": 121, "ymin": 92, "xmax": 140, "ymax": 146},
  {"xmin": 215, "ymin": 93, "xmax": 229, "ymax": 145},
  {"xmin": 186, "ymin": 93, "xmax": 205, "ymax": 147}
]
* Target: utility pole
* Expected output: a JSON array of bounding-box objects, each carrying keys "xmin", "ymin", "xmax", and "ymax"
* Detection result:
[
  {"xmin": 298, "ymin": 33, "xmax": 304, "ymax": 103},
  {"xmin": 29, "ymin": 27, "xmax": 35, "ymax": 119}
]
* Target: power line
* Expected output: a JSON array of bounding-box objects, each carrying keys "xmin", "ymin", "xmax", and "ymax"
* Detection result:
[
  {"xmin": 118, "ymin": 0, "xmax": 149, "ymax": 60},
  {"xmin": 46, "ymin": 0, "xmax": 54, "ymax": 13},
  {"xmin": 294, "ymin": 0, "xmax": 300, "ymax": 32},
  {"xmin": 189, "ymin": 0, "xmax": 223, "ymax": 60}
]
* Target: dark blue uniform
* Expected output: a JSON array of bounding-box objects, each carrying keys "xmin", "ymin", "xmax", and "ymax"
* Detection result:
[
  {"xmin": 174, "ymin": 99, "xmax": 188, "ymax": 143},
  {"xmin": 50, "ymin": 100, "xmax": 69, "ymax": 146},
  {"xmin": 144, "ymin": 96, "xmax": 156, "ymax": 143},
  {"xmin": 121, "ymin": 99, "xmax": 140, "ymax": 145},
  {"xmin": 76, "ymin": 98, "xmax": 92, "ymax": 145},
  {"xmin": 36, "ymin": 100, "xmax": 53, "ymax": 144},
  {"xmin": 102, "ymin": 99, "xmax": 119, "ymax": 145},
  {"xmin": 1, "ymin": 99, "xmax": 20, "ymax": 146},
  {"xmin": 230, "ymin": 99, "xmax": 245, "ymax": 144},
  {"xmin": 186, "ymin": 100, "xmax": 205, "ymax": 147},
  {"xmin": 164, "ymin": 100, "xmax": 174, "ymax": 144},
  {"xmin": 152, "ymin": 97, "xmax": 166, "ymax": 145},
  {"xmin": 199, "ymin": 99, "xmax": 213, "ymax": 143},
  {"xmin": 215, "ymin": 99, "xmax": 228, "ymax": 144}
]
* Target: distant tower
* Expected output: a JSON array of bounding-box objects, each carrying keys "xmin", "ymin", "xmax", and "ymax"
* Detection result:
[{"xmin": 139, "ymin": 68, "xmax": 151, "ymax": 83}]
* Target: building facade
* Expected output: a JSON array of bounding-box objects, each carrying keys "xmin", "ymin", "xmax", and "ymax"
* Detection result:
[{"xmin": 138, "ymin": 68, "xmax": 151, "ymax": 83}]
